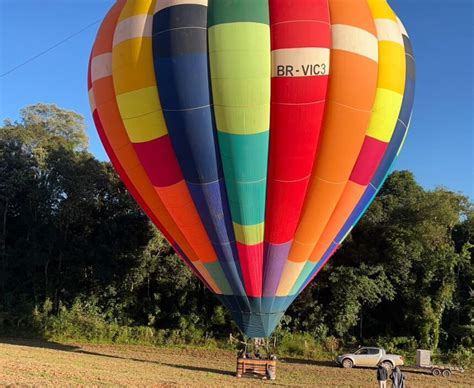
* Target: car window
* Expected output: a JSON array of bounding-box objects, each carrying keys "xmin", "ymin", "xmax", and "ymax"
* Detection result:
[
  {"xmin": 368, "ymin": 349, "xmax": 380, "ymax": 355},
  {"xmin": 355, "ymin": 348, "xmax": 369, "ymax": 355}
]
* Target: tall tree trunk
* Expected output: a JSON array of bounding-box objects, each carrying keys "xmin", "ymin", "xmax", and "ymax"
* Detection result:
[
  {"xmin": 1, "ymin": 198, "xmax": 8, "ymax": 303},
  {"xmin": 53, "ymin": 224, "xmax": 68, "ymax": 313}
]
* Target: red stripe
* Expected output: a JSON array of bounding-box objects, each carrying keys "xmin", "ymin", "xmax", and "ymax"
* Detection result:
[
  {"xmin": 350, "ymin": 136, "xmax": 388, "ymax": 185},
  {"xmin": 133, "ymin": 136, "xmax": 183, "ymax": 187},
  {"xmin": 270, "ymin": 0, "xmax": 330, "ymax": 24},
  {"xmin": 238, "ymin": 242, "xmax": 264, "ymax": 297},
  {"xmin": 270, "ymin": 0, "xmax": 330, "ymax": 49},
  {"xmin": 271, "ymin": 22, "xmax": 330, "ymax": 50},
  {"xmin": 265, "ymin": 1, "xmax": 330, "ymax": 245}
]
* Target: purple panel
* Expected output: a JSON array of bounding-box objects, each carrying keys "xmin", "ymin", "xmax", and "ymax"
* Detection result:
[{"xmin": 262, "ymin": 241, "xmax": 292, "ymax": 297}]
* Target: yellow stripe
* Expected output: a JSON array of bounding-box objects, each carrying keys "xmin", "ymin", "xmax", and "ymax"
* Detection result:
[
  {"xmin": 213, "ymin": 104, "xmax": 269, "ymax": 135},
  {"xmin": 377, "ymin": 41, "xmax": 405, "ymax": 94},
  {"xmin": 367, "ymin": 0, "xmax": 398, "ymax": 21},
  {"xmin": 119, "ymin": 0, "xmax": 155, "ymax": 22},
  {"xmin": 113, "ymin": 14, "xmax": 153, "ymax": 47},
  {"xmin": 116, "ymin": 87, "xmax": 161, "ymax": 120},
  {"xmin": 276, "ymin": 261, "xmax": 306, "ymax": 297},
  {"xmin": 113, "ymin": 2, "xmax": 167, "ymax": 143},
  {"xmin": 122, "ymin": 111, "xmax": 168, "ymax": 143},
  {"xmin": 233, "ymin": 222, "xmax": 264, "ymax": 245},
  {"xmin": 112, "ymin": 38, "xmax": 156, "ymax": 93},
  {"xmin": 116, "ymin": 87, "xmax": 167, "ymax": 143},
  {"xmin": 366, "ymin": 1, "xmax": 406, "ymax": 142},
  {"xmin": 366, "ymin": 88, "xmax": 403, "ymax": 142}
]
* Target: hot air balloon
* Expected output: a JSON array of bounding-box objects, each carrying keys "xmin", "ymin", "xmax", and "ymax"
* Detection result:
[{"xmin": 88, "ymin": 0, "xmax": 415, "ymax": 338}]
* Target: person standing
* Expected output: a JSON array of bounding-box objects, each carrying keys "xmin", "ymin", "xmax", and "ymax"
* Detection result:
[
  {"xmin": 391, "ymin": 366, "xmax": 406, "ymax": 388},
  {"xmin": 376, "ymin": 362, "xmax": 388, "ymax": 388}
]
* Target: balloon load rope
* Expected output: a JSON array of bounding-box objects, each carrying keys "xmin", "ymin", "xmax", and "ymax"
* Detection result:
[{"xmin": 230, "ymin": 333, "xmax": 277, "ymax": 361}]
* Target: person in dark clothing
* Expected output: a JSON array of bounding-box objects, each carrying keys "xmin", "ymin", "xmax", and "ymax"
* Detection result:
[
  {"xmin": 377, "ymin": 363, "xmax": 388, "ymax": 388},
  {"xmin": 391, "ymin": 366, "xmax": 406, "ymax": 388}
]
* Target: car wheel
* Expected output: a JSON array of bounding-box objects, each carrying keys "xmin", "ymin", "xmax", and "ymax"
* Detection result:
[
  {"xmin": 342, "ymin": 358, "xmax": 353, "ymax": 369},
  {"xmin": 442, "ymin": 369, "xmax": 452, "ymax": 377},
  {"xmin": 382, "ymin": 361, "xmax": 393, "ymax": 373},
  {"xmin": 432, "ymin": 368, "xmax": 441, "ymax": 376}
]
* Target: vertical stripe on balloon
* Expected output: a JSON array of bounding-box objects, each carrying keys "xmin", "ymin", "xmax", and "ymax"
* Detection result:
[
  {"xmin": 263, "ymin": 0, "xmax": 331, "ymax": 298},
  {"xmin": 276, "ymin": 0, "xmax": 379, "ymax": 297},
  {"xmin": 208, "ymin": 0, "xmax": 271, "ymax": 298},
  {"xmin": 295, "ymin": 12, "xmax": 416, "ymax": 296},
  {"xmin": 89, "ymin": 0, "xmax": 220, "ymax": 293},
  {"xmin": 111, "ymin": 0, "xmax": 232, "ymax": 294},
  {"xmin": 151, "ymin": 1, "xmax": 248, "ymax": 299},
  {"xmin": 289, "ymin": 0, "xmax": 407, "ymax": 295}
]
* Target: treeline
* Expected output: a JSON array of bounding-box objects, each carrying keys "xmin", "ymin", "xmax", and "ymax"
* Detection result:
[{"xmin": 0, "ymin": 105, "xmax": 472, "ymax": 362}]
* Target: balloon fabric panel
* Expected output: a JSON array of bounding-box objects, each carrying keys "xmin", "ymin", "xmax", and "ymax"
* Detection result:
[
  {"xmin": 277, "ymin": 0, "xmax": 379, "ymax": 296},
  {"xmin": 296, "ymin": 17, "xmax": 417, "ymax": 296},
  {"xmin": 90, "ymin": 0, "xmax": 223, "ymax": 294},
  {"xmin": 151, "ymin": 2, "xmax": 247, "ymax": 299},
  {"xmin": 263, "ymin": 0, "xmax": 330, "ymax": 301},
  {"xmin": 301, "ymin": 0, "xmax": 406, "ymax": 273},
  {"xmin": 111, "ymin": 1, "xmax": 235, "ymax": 297},
  {"xmin": 90, "ymin": 0, "xmax": 415, "ymax": 338},
  {"xmin": 208, "ymin": 0, "xmax": 271, "ymax": 299}
]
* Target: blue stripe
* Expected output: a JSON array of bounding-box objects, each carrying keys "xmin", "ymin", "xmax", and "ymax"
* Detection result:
[{"xmin": 152, "ymin": 5, "xmax": 246, "ymax": 297}]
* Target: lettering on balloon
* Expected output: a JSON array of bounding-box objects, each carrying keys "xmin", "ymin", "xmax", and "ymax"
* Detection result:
[{"xmin": 276, "ymin": 63, "xmax": 327, "ymax": 77}]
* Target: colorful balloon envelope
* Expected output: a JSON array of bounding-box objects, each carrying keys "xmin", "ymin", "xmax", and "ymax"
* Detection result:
[{"xmin": 88, "ymin": 0, "xmax": 415, "ymax": 338}]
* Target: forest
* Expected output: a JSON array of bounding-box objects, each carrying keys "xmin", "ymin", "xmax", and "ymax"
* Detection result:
[{"xmin": 0, "ymin": 104, "xmax": 472, "ymax": 364}]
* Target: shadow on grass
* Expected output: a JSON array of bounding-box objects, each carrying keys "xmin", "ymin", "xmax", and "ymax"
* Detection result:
[
  {"xmin": 0, "ymin": 337, "xmax": 80, "ymax": 352},
  {"xmin": 281, "ymin": 357, "xmax": 338, "ymax": 368},
  {"xmin": 160, "ymin": 362, "xmax": 235, "ymax": 377},
  {"xmin": 0, "ymin": 337, "xmax": 235, "ymax": 378}
]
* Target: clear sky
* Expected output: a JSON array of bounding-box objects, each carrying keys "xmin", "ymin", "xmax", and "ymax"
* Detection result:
[{"xmin": 1, "ymin": 0, "xmax": 473, "ymax": 198}]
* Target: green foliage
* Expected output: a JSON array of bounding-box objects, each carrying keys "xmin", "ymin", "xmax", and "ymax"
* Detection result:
[{"xmin": 0, "ymin": 105, "xmax": 473, "ymax": 367}]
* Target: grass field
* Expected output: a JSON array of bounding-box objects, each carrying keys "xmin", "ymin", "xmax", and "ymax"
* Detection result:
[{"xmin": 0, "ymin": 338, "xmax": 472, "ymax": 387}]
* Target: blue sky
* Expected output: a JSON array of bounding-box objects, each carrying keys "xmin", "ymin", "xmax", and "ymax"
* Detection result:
[{"xmin": 1, "ymin": 0, "xmax": 473, "ymax": 198}]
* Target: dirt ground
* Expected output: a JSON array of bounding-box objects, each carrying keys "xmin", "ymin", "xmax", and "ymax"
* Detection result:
[{"xmin": 0, "ymin": 338, "xmax": 472, "ymax": 387}]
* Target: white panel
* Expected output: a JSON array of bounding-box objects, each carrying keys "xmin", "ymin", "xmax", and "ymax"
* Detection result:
[{"xmin": 331, "ymin": 24, "xmax": 378, "ymax": 62}]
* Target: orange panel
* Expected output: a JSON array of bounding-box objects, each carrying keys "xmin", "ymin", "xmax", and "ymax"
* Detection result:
[
  {"xmin": 328, "ymin": 51, "xmax": 378, "ymax": 109},
  {"xmin": 156, "ymin": 182, "xmax": 217, "ymax": 263},
  {"xmin": 312, "ymin": 101, "xmax": 374, "ymax": 182},
  {"xmin": 91, "ymin": 1, "xmax": 126, "ymax": 55},
  {"xmin": 309, "ymin": 181, "xmax": 366, "ymax": 262},
  {"xmin": 287, "ymin": 0, "xmax": 378, "ymax": 264},
  {"xmin": 329, "ymin": 0, "xmax": 377, "ymax": 35}
]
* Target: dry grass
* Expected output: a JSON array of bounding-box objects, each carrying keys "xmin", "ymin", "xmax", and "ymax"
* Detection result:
[{"xmin": 0, "ymin": 338, "xmax": 472, "ymax": 387}]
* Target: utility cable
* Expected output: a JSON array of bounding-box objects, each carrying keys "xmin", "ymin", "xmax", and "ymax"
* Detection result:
[{"xmin": 0, "ymin": 18, "xmax": 101, "ymax": 78}]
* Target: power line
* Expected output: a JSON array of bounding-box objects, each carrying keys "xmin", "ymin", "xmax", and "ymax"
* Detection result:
[{"xmin": 0, "ymin": 18, "xmax": 101, "ymax": 78}]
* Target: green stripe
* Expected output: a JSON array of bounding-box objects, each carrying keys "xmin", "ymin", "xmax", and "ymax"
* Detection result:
[
  {"xmin": 203, "ymin": 262, "xmax": 233, "ymax": 295},
  {"xmin": 218, "ymin": 132, "xmax": 268, "ymax": 226},
  {"xmin": 208, "ymin": 0, "xmax": 269, "ymax": 26}
]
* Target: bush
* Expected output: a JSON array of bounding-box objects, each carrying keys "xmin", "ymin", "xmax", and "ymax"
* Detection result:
[
  {"xmin": 276, "ymin": 332, "xmax": 327, "ymax": 359},
  {"xmin": 445, "ymin": 346, "xmax": 473, "ymax": 368}
]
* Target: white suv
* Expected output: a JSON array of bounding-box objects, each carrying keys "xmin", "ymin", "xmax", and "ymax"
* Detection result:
[{"xmin": 336, "ymin": 347, "xmax": 404, "ymax": 371}]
